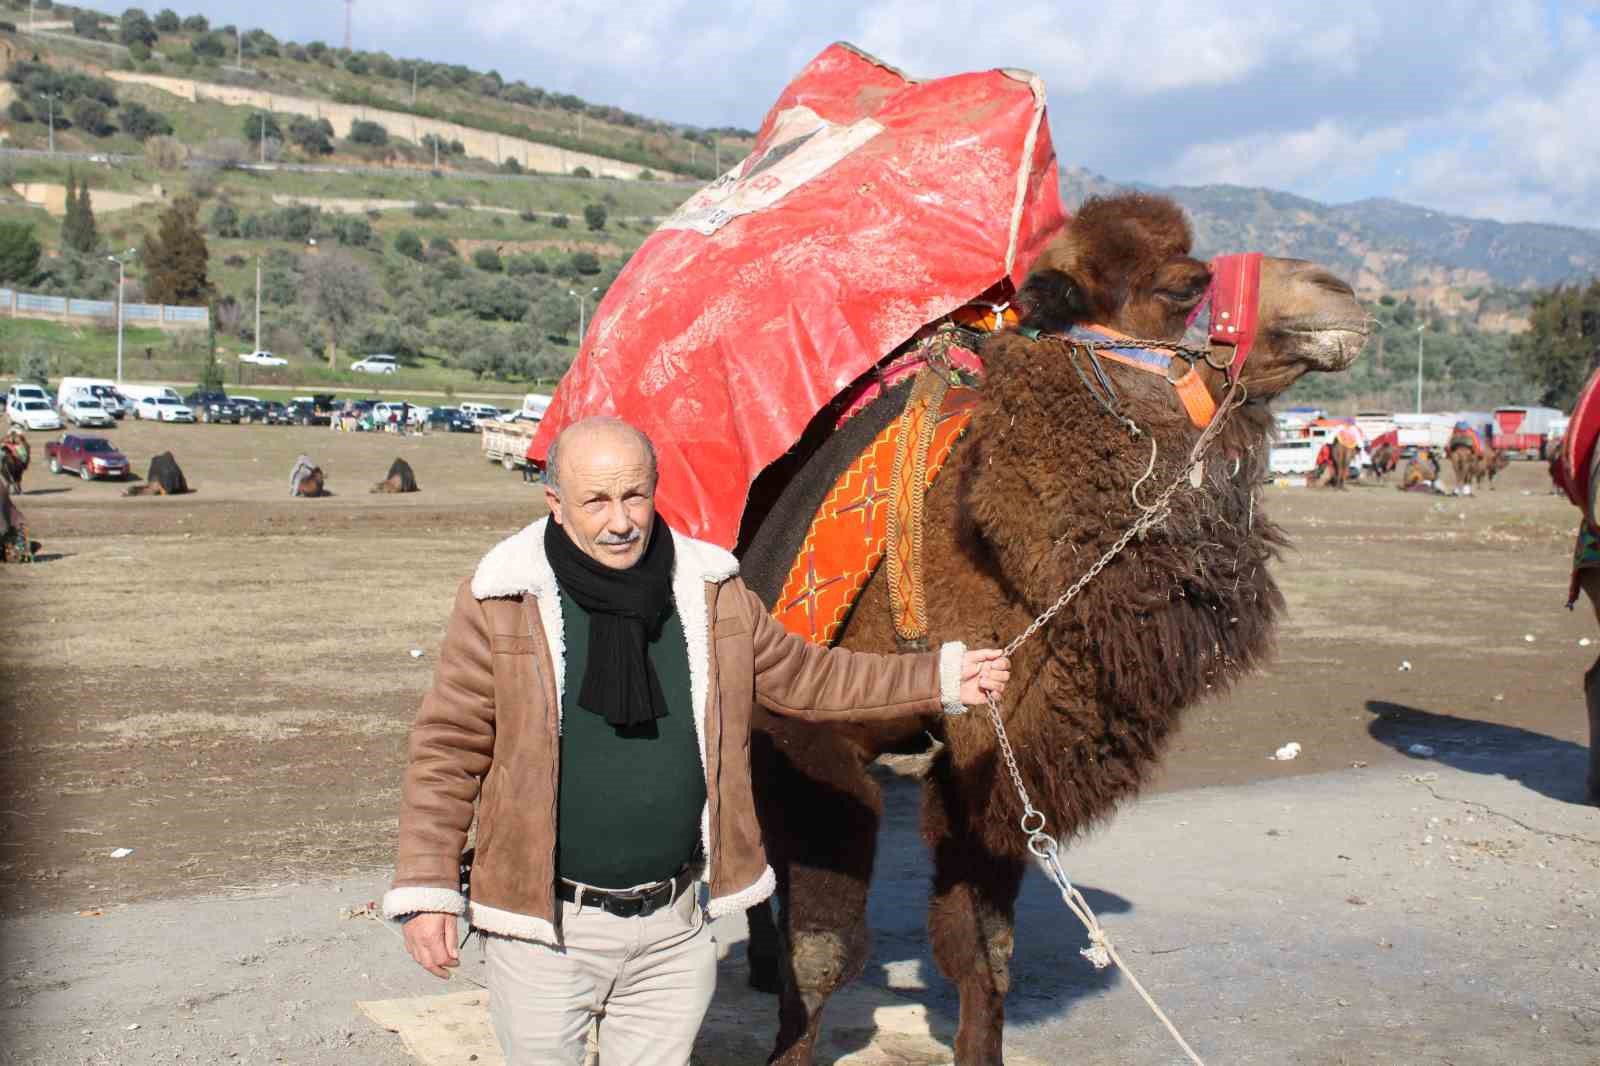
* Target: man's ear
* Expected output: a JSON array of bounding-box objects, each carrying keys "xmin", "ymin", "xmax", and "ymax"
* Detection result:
[{"xmin": 544, "ymin": 487, "xmax": 563, "ymax": 523}]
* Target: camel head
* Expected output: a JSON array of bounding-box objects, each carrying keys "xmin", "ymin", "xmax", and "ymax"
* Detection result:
[{"xmin": 1016, "ymin": 192, "xmax": 1366, "ymax": 406}]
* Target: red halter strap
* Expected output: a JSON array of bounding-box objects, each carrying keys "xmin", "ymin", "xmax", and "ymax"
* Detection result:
[{"xmin": 1207, "ymin": 252, "xmax": 1264, "ymax": 382}]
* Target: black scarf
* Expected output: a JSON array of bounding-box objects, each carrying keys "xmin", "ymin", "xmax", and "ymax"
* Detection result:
[{"xmin": 544, "ymin": 517, "xmax": 676, "ymax": 729}]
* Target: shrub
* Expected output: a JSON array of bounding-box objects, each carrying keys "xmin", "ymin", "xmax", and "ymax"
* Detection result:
[
  {"xmin": 551, "ymin": 214, "xmax": 570, "ymax": 229},
  {"xmin": 330, "ymin": 215, "xmax": 373, "ymax": 247},
  {"xmin": 637, "ymin": 169, "xmax": 656, "ymax": 182},
  {"xmin": 505, "ymin": 253, "xmax": 542, "ymax": 277},
  {"xmin": 501, "ymin": 157, "xmax": 522, "ymax": 174},
  {"xmin": 568, "ymin": 251, "xmax": 600, "ymax": 275},
  {"xmin": 144, "ymin": 135, "xmax": 187, "ymax": 170},
  {"xmin": 191, "ymin": 31, "xmax": 227, "ymax": 58},
  {"xmin": 70, "ymin": 99, "xmax": 113, "ymax": 137},
  {"xmin": 242, "ymin": 112, "xmax": 281, "ymax": 144},
  {"xmin": 571, "ymin": 166, "xmax": 592, "ymax": 178},
  {"xmin": 128, "ymin": 41, "xmax": 151, "ymax": 62},
  {"xmin": 411, "ymin": 201, "xmax": 444, "ymax": 219},
  {"xmin": 119, "ymin": 102, "xmax": 173, "ymax": 141},
  {"xmin": 7, "ymin": 100, "xmax": 33, "ymax": 124},
  {"xmin": 518, "ymin": 207, "xmax": 539, "ymax": 222},
  {"xmin": 179, "ymin": 13, "xmax": 208, "ymax": 31},
  {"xmin": 393, "ymin": 230, "xmax": 423, "ymax": 261},
  {"xmin": 583, "ymin": 203, "xmax": 607, "ymax": 231},
  {"xmin": 426, "ymin": 235, "xmax": 457, "ymax": 260},
  {"xmin": 347, "ymin": 119, "xmax": 388, "ymax": 146},
  {"xmin": 286, "ymin": 115, "xmax": 334, "ymax": 155},
  {"xmin": 120, "ymin": 8, "xmax": 158, "ymax": 47},
  {"xmin": 472, "ymin": 247, "xmax": 504, "ymax": 273},
  {"xmin": 285, "ymin": 43, "xmax": 307, "ymax": 62},
  {"xmin": 208, "ymin": 201, "xmax": 240, "ymax": 238},
  {"xmin": 154, "ymin": 8, "xmax": 179, "ymax": 32}
]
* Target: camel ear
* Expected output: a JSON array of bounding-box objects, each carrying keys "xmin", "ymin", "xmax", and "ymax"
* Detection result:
[{"xmin": 1015, "ymin": 268, "xmax": 1087, "ymax": 335}]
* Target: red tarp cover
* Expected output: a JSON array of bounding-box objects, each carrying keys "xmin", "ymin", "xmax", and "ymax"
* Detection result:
[{"xmin": 528, "ymin": 42, "xmax": 1065, "ymax": 548}]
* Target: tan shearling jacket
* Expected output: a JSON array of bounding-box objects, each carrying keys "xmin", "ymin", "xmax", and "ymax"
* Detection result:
[{"xmin": 382, "ymin": 518, "xmax": 967, "ymax": 941}]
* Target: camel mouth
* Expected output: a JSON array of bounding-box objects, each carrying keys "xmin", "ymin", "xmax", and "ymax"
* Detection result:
[{"xmin": 1278, "ymin": 322, "xmax": 1368, "ymax": 371}]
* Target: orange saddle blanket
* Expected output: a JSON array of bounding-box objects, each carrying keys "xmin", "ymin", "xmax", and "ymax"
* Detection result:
[{"xmin": 770, "ymin": 383, "xmax": 978, "ymax": 646}]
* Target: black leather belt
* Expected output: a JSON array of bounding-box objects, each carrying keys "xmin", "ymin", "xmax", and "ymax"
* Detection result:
[{"xmin": 557, "ymin": 866, "xmax": 697, "ymax": 919}]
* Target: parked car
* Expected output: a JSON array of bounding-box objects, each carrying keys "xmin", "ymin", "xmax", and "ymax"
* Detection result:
[
  {"xmin": 62, "ymin": 395, "xmax": 116, "ymax": 428},
  {"xmin": 7, "ymin": 396, "xmax": 62, "ymax": 431},
  {"xmin": 259, "ymin": 400, "xmax": 292, "ymax": 425},
  {"xmin": 185, "ymin": 390, "xmax": 242, "ymax": 424},
  {"xmin": 351, "ymin": 354, "xmax": 399, "ymax": 375},
  {"xmin": 6, "ymin": 383, "xmax": 52, "ymax": 408},
  {"xmin": 239, "ymin": 350, "xmax": 288, "ymax": 367},
  {"xmin": 458, "ymin": 402, "xmax": 503, "ymax": 423},
  {"xmin": 426, "ymin": 406, "xmax": 476, "ymax": 433},
  {"xmin": 285, "ymin": 393, "xmax": 339, "ymax": 426},
  {"xmin": 135, "ymin": 395, "xmax": 195, "ymax": 423},
  {"xmin": 45, "ymin": 434, "xmax": 130, "ymax": 480}
]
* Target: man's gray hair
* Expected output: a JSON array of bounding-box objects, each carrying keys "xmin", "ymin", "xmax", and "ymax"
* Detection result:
[{"xmin": 541, "ymin": 416, "xmax": 658, "ymax": 493}]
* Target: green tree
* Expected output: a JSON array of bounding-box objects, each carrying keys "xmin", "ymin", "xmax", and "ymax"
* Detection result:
[
  {"xmin": 472, "ymin": 247, "xmax": 504, "ymax": 273},
  {"xmin": 0, "ymin": 221, "xmax": 42, "ymax": 284},
  {"xmin": 347, "ymin": 120, "xmax": 388, "ymax": 146},
  {"xmin": 1512, "ymin": 279, "xmax": 1600, "ymax": 409},
  {"xmin": 179, "ymin": 13, "xmax": 208, "ymax": 32},
  {"xmin": 286, "ymin": 115, "xmax": 334, "ymax": 155},
  {"xmin": 119, "ymin": 8, "xmax": 157, "ymax": 47},
  {"xmin": 191, "ymin": 31, "xmax": 227, "ymax": 58},
  {"xmin": 200, "ymin": 348, "xmax": 225, "ymax": 389},
  {"xmin": 242, "ymin": 111, "xmax": 281, "ymax": 144},
  {"xmin": 61, "ymin": 171, "xmax": 99, "ymax": 254},
  {"xmin": 153, "ymin": 8, "xmax": 179, "ymax": 32},
  {"xmin": 532, "ymin": 288, "xmax": 578, "ymax": 341},
  {"xmin": 393, "ymin": 230, "xmax": 424, "ymax": 261},
  {"xmin": 119, "ymin": 101, "xmax": 172, "ymax": 140},
  {"xmin": 208, "ymin": 201, "xmax": 240, "ymax": 238},
  {"xmin": 141, "ymin": 197, "xmax": 212, "ymax": 305},
  {"xmin": 300, "ymin": 251, "xmax": 377, "ymax": 367},
  {"xmin": 70, "ymin": 98, "xmax": 113, "ymax": 137},
  {"xmin": 568, "ymin": 250, "xmax": 600, "ymax": 275},
  {"xmin": 426, "ymin": 235, "xmax": 457, "ymax": 260},
  {"xmin": 583, "ymin": 203, "xmax": 607, "ymax": 231}
]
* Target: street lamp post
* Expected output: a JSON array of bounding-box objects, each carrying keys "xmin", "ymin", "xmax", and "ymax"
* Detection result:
[
  {"xmin": 1415, "ymin": 324, "xmax": 1425, "ymax": 415},
  {"xmin": 47, "ymin": 92, "xmax": 57, "ymax": 154},
  {"xmin": 567, "ymin": 286, "xmax": 599, "ymax": 347},
  {"xmin": 108, "ymin": 248, "xmax": 136, "ymax": 384}
]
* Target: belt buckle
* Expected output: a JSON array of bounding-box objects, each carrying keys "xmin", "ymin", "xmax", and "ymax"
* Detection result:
[{"xmin": 607, "ymin": 891, "xmax": 647, "ymax": 918}]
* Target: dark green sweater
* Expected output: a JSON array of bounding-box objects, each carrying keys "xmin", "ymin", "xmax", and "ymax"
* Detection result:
[{"xmin": 554, "ymin": 589, "xmax": 706, "ymax": 889}]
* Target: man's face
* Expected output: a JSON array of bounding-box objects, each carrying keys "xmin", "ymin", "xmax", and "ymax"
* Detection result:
[{"xmin": 545, "ymin": 428, "xmax": 657, "ymax": 570}]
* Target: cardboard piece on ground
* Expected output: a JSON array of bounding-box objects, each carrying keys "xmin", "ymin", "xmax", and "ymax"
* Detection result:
[{"xmin": 357, "ymin": 954, "xmax": 1046, "ymax": 1065}]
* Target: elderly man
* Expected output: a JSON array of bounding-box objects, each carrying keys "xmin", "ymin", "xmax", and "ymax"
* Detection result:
[{"xmin": 384, "ymin": 416, "xmax": 1009, "ymax": 1066}]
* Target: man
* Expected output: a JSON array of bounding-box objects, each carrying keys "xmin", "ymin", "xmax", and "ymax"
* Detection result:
[
  {"xmin": 1552, "ymin": 367, "xmax": 1600, "ymax": 806},
  {"xmin": 384, "ymin": 416, "xmax": 1009, "ymax": 1065}
]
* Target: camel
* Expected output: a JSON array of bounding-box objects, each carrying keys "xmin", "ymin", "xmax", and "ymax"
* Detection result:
[
  {"xmin": 1368, "ymin": 439, "xmax": 1399, "ymax": 482},
  {"xmin": 0, "ymin": 479, "xmax": 34, "ymax": 562},
  {"xmin": 1326, "ymin": 438, "xmax": 1356, "ymax": 489},
  {"xmin": 738, "ymin": 193, "xmax": 1367, "ymax": 1065},
  {"xmin": 123, "ymin": 452, "xmax": 190, "ymax": 496},
  {"xmin": 2, "ymin": 430, "xmax": 29, "ymax": 494},
  {"xmin": 370, "ymin": 457, "xmax": 419, "ymax": 494},
  {"xmin": 290, "ymin": 454, "xmax": 328, "ymax": 497}
]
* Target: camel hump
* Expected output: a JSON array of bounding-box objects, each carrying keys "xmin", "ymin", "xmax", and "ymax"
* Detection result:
[{"xmin": 384, "ymin": 457, "xmax": 419, "ymax": 492}]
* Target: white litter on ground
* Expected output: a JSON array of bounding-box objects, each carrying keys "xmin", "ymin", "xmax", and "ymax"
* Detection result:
[
  {"xmin": 1399, "ymin": 660, "xmax": 1412, "ymax": 672},
  {"xmin": 109, "ymin": 848, "xmax": 133, "ymax": 859},
  {"xmin": 409, "ymin": 649, "xmax": 424, "ymax": 659},
  {"xmin": 1407, "ymin": 744, "xmax": 1436, "ymax": 758},
  {"xmin": 1270, "ymin": 742, "xmax": 1302, "ymax": 761}
]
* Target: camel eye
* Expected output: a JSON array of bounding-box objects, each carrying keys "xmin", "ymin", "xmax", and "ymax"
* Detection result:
[{"xmin": 1155, "ymin": 283, "xmax": 1206, "ymax": 304}]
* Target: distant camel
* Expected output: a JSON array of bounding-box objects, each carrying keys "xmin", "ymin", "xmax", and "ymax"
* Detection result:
[
  {"xmin": 290, "ymin": 454, "xmax": 328, "ymax": 497},
  {"xmin": 371, "ymin": 457, "xmax": 419, "ymax": 494},
  {"xmin": 1368, "ymin": 441, "xmax": 1399, "ymax": 481},
  {"xmin": 2, "ymin": 431, "xmax": 30, "ymax": 494},
  {"xmin": 123, "ymin": 452, "xmax": 190, "ymax": 496}
]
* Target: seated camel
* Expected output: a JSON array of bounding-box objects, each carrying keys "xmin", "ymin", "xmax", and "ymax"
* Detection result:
[
  {"xmin": 290, "ymin": 454, "xmax": 328, "ymax": 498},
  {"xmin": 123, "ymin": 452, "xmax": 191, "ymax": 497},
  {"xmin": 370, "ymin": 457, "xmax": 419, "ymax": 494}
]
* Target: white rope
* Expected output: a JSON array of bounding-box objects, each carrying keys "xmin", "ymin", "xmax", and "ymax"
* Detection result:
[{"xmin": 982, "ymin": 379, "xmax": 1250, "ymax": 1066}]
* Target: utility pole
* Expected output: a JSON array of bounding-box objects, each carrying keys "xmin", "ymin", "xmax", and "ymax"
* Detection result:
[
  {"xmin": 47, "ymin": 93, "xmax": 55, "ymax": 154},
  {"xmin": 254, "ymin": 255, "xmax": 262, "ymax": 352},
  {"xmin": 258, "ymin": 113, "xmax": 265, "ymax": 162},
  {"xmin": 108, "ymin": 249, "xmax": 135, "ymax": 384},
  {"xmin": 411, "ymin": 65, "xmax": 417, "ymax": 104},
  {"xmin": 1415, "ymin": 325, "xmax": 1425, "ymax": 415},
  {"xmin": 343, "ymin": 0, "xmax": 353, "ymax": 51},
  {"xmin": 568, "ymin": 286, "xmax": 598, "ymax": 346},
  {"xmin": 713, "ymin": 137, "xmax": 719, "ymax": 174},
  {"xmin": 236, "ymin": 25, "xmax": 242, "ymax": 68}
]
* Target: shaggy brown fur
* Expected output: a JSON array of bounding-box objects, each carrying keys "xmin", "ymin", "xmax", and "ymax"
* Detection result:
[
  {"xmin": 750, "ymin": 192, "xmax": 1365, "ymax": 1065},
  {"xmin": 371, "ymin": 457, "xmax": 420, "ymax": 494},
  {"xmin": 1449, "ymin": 442, "xmax": 1482, "ymax": 492},
  {"xmin": 297, "ymin": 470, "xmax": 327, "ymax": 497},
  {"xmin": 123, "ymin": 452, "xmax": 189, "ymax": 496},
  {"xmin": 1326, "ymin": 440, "xmax": 1356, "ymax": 489}
]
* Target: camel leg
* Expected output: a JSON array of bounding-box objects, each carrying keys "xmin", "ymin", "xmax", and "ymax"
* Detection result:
[
  {"xmin": 924, "ymin": 753, "xmax": 1026, "ymax": 1066},
  {"xmin": 1585, "ymin": 658, "xmax": 1600, "ymax": 807},
  {"xmin": 753, "ymin": 715, "xmax": 881, "ymax": 1065}
]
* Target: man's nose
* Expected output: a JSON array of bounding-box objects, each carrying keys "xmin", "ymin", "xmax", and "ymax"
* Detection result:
[{"xmin": 605, "ymin": 501, "xmax": 632, "ymax": 532}]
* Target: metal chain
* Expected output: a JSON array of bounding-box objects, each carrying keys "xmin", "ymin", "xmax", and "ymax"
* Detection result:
[{"xmin": 979, "ymin": 376, "xmax": 1250, "ymax": 1066}]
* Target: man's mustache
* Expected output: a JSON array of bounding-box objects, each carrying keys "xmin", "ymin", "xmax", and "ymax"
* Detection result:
[{"xmin": 596, "ymin": 529, "xmax": 642, "ymax": 546}]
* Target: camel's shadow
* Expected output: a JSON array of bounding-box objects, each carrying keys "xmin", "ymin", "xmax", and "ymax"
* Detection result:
[{"xmin": 1365, "ymin": 699, "xmax": 1593, "ymax": 807}]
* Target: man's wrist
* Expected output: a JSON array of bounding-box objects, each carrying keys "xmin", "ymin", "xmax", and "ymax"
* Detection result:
[{"xmin": 938, "ymin": 641, "xmax": 967, "ymax": 715}]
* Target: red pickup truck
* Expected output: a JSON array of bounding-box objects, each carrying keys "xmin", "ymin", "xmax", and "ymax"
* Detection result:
[{"xmin": 46, "ymin": 434, "xmax": 132, "ymax": 481}]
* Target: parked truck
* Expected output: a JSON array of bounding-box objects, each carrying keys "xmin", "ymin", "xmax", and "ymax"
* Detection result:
[
  {"xmin": 45, "ymin": 434, "xmax": 131, "ymax": 481},
  {"xmin": 1493, "ymin": 405, "xmax": 1564, "ymax": 459},
  {"xmin": 482, "ymin": 418, "xmax": 537, "ymax": 471}
]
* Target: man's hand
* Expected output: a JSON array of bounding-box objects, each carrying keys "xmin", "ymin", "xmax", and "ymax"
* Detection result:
[
  {"xmin": 959, "ymin": 648, "xmax": 1010, "ymax": 706},
  {"xmin": 402, "ymin": 912, "xmax": 460, "ymax": 979}
]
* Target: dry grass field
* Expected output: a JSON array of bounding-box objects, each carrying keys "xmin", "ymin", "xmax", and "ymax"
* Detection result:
[{"xmin": 0, "ymin": 421, "xmax": 1594, "ymax": 922}]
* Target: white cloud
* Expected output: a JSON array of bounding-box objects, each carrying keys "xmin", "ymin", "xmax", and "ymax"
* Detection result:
[{"xmin": 1154, "ymin": 120, "xmax": 1410, "ymax": 195}]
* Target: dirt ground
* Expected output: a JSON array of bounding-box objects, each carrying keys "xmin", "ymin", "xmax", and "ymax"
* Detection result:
[{"xmin": 0, "ymin": 422, "xmax": 1595, "ymax": 1063}]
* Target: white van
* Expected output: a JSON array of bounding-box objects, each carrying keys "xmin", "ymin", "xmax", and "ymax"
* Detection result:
[{"xmin": 57, "ymin": 376, "xmax": 132, "ymax": 419}]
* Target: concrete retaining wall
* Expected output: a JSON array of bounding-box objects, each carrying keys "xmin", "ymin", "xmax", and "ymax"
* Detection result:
[{"xmin": 109, "ymin": 72, "xmax": 674, "ymax": 181}]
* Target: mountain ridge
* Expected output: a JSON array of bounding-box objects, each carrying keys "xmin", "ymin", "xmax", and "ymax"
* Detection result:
[{"xmin": 1061, "ymin": 165, "xmax": 1600, "ymax": 297}]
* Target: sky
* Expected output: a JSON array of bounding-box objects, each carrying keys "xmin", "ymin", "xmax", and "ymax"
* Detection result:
[{"xmin": 105, "ymin": 0, "xmax": 1600, "ymax": 229}]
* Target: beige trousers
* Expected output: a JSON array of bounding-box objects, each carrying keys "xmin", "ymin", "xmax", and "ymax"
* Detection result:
[{"xmin": 485, "ymin": 885, "xmax": 717, "ymax": 1066}]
